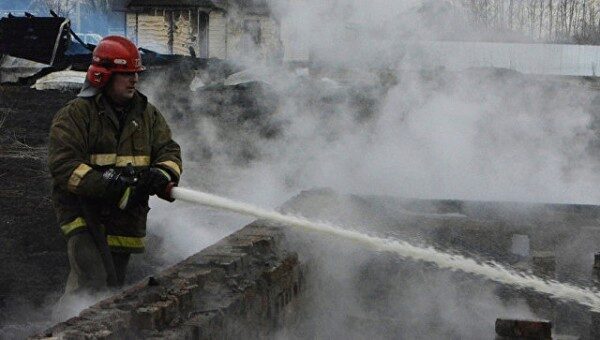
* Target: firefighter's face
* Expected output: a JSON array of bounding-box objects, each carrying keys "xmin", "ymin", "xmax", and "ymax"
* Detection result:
[{"xmin": 106, "ymin": 72, "xmax": 138, "ymax": 104}]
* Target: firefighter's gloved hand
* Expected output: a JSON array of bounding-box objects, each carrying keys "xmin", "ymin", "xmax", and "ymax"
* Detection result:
[
  {"xmin": 101, "ymin": 168, "xmax": 138, "ymax": 209},
  {"xmin": 138, "ymin": 167, "xmax": 174, "ymax": 202},
  {"xmin": 102, "ymin": 168, "xmax": 130, "ymax": 198}
]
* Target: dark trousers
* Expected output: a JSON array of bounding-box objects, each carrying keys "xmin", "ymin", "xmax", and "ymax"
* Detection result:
[
  {"xmin": 62, "ymin": 232, "xmax": 130, "ymax": 297},
  {"xmin": 54, "ymin": 232, "xmax": 131, "ymax": 319}
]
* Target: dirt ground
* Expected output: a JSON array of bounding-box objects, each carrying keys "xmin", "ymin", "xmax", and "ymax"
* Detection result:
[{"xmin": 0, "ymin": 85, "xmax": 75, "ymax": 336}]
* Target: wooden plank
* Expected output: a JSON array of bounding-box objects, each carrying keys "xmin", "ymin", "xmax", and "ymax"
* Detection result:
[
  {"xmin": 208, "ymin": 11, "xmax": 226, "ymax": 59},
  {"xmin": 173, "ymin": 11, "xmax": 193, "ymax": 55},
  {"xmin": 137, "ymin": 13, "xmax": 169, "ymax": 53}
]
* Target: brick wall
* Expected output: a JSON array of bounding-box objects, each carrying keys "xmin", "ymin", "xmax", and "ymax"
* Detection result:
[{"xmin": 33, "ymin": 222, "xmax": 303, "ymax": 339}]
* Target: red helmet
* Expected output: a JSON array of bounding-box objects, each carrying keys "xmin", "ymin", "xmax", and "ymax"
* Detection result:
[{"xmin": 86, "ymin": 36, "xmax": 145, "ymax": 88}]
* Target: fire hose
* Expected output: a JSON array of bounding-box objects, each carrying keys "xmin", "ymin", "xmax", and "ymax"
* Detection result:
[{"xmin": 80, "ymin": 200, "xmax": 119, "ymax": 287}]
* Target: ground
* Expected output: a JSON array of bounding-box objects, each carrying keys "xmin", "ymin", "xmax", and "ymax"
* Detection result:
[{"xmin": 0, "ymin": 85, "xmax": 73, "ymax": 336}]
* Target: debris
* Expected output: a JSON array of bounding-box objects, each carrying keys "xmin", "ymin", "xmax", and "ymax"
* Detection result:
[
  {"xmin": 148, "ymin": 276, "xmax": 160, "ymax": 287},
  {"xmin": 0, "ymin": 15, "xmax": 70, "ymax": 65},
  {"xmin": 31, "ymin": 70, "xmax": 85, "ymax": 91},
  {"xmin": 0, "ymin": 56, "xmax": 46, "ymax": 83},
  {"xmin": 510, "ymin": 234, "xmax": 530, "ymax": 258},
  {"xmin": 590, "ymin": 311, "xmax": 600, "ymax": 339},
  {"xmin": 495, "ymin": 318, "xmax": 552, "ymax": 339},
  {"xmin": 531, "ymin": 251, "xmax": 556, "ymax": 278},
  {"xmin": 189, "ymin": 74, "xmax": 206, "ymax": 91},
  {"xmin": 593, "ymin": 252, "xmax": 600, "ymax": 287},
  {"xmin": 224, "ymin": 68, "xmax": 272, "ymax": 86}
]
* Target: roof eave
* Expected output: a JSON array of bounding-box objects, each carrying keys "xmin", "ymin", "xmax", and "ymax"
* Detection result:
[{"xmin": 125, "ymin": 0, "xmax": 220, "ymax": 11}]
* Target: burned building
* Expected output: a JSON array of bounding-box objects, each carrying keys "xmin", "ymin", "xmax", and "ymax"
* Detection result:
[{"xmin": 124, "ymin": 0, "xmax": 281, "ymax": 61}]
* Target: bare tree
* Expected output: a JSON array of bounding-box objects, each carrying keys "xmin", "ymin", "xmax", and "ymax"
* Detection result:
[
  {"xmin": 508, "ymin": 0, "xmax": 514, "ymax": 28},
  {"xmin": 539, "ymin": 0, "xmax": 545, "ymax": 38},
  {"xmin": 567, "ymin": 0, "xmax": 577, "ymax": 36},
  {"xmin": 581, "ymin": 0, "xmax": 587, "ymax": 34},
  {"xmin": 548, "ymin": 0, "xmax": 554, "ymax": 39},
  {"xmin": 28, "ymin": 0, "xmax": 76, "ymax": 16}
]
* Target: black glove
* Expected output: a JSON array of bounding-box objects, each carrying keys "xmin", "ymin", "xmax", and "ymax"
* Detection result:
[
  {"xmin": 101, "ymin": 167, "xmax": 141, "ymax": 210},
  {"xmin": 102, "ymin": 168, "xmax": 134, "ymax": 199},
  {"xmin": 138, "ymin": 167, "xmax": 174, "ymax": 202}
]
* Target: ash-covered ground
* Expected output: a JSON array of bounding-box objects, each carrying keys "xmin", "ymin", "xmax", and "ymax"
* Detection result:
[{"xmin": 0, "ymin": 86, "xmax": 72, "ymax": 337}]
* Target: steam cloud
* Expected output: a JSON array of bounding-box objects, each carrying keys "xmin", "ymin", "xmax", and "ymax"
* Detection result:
[
  {"xmin": 146, "ymin": 0, "xmax": 600, "ymax": 210},
  {"xmin": 107, "ymin": 0, "xmax": 600, "ymax": 337},
  {"xmin": 142, "ymin": 1, "xmax": 600, "ymax": 338}
]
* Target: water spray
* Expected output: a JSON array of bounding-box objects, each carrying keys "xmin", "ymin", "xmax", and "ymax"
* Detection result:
[{"xmin": 170, "ymin": 187, "xmax": 600, "ymax": 310}]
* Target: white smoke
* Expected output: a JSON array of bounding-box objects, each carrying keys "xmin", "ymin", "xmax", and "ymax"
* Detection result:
[{"xmin": 139, "ymin": 0, "xmax": 600, "ymax": 337}]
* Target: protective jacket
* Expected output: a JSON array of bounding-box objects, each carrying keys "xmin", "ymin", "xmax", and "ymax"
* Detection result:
[{"xmin": 48, "ymin": 91, "xmax": 182, "ymax": 253}]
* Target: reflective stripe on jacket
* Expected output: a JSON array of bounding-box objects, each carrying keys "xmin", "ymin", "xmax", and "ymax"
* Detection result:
[{"xmin": 48, "ymin": 91, "xmax": 182, "ymax": 253}]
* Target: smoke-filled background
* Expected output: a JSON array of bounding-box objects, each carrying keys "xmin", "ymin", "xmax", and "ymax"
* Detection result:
[
  {"xmin": 124, "ymin": 0, "xmax": 600, "ymax": 338},
  {"xmin": 140, "ymin": 0, "xmax": 600, "ymax": 258}
]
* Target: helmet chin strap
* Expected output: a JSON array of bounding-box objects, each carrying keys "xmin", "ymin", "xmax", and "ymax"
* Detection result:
[{"xmin": 78, "ymin": 79, "xmax": 102, "ymax": 98}]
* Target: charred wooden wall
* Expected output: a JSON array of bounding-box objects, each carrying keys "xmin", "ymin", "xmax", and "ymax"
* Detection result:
[{"xmin": 125, "ymin": 8, "xmax": 281, "ymax": 62}]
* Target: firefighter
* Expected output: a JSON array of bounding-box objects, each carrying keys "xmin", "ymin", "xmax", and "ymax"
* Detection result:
[{"xmin": 48, "ymin": 36, "xmax": 182, "ymax": 305}]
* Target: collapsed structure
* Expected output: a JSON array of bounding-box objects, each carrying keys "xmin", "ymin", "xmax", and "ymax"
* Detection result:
[{"xmin": 125, "ymin": 0, "xmax": 280, "ymax": 61}]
